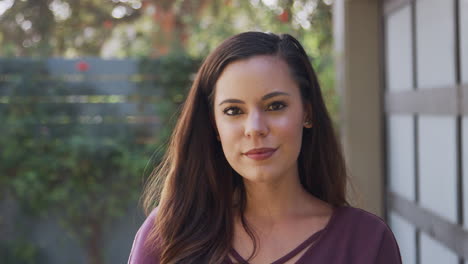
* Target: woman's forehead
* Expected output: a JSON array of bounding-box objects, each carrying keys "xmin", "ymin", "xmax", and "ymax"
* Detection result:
[{"xmin": 214, "ymin": 56, "xmax": 299, "ymax": 101}]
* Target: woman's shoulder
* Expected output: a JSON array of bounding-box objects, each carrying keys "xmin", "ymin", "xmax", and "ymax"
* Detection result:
[
  {"xmin": 328, "ymin": 206, "xmax": 401, "ymax": 260},
  {"xmin": 312, "ymin": 206, "xmax": 402, "ymax": 263},
  {"xmin": 334, "ymin": 206, "xmax": 390, "ymax": 229},
  {"xmin": 329, "ymin": 206, "xmax": 394, "ymax": 238},
  {"xmin": 128, "ymin": 207, "xmax": 160, "ymax": 264}
]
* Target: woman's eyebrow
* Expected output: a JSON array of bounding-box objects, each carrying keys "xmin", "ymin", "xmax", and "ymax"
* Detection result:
[
  {"xmin": 218, "ymin": 91, "xmax": 290, "ymax": 106},
  {"xmin": 261, "ymin": 91, "xmax": 290, "ymax": 100}
]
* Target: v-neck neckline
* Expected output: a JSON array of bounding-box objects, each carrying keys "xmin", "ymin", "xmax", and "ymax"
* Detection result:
[{"xmin": 227, "ymin": 206, "xmax": 341, "ymax": 264}]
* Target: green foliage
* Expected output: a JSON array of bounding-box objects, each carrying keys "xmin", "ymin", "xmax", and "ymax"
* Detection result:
[
  {"xmin": 0, "ymin": 59, "xmax": 152, "ymax": 263},
  {"xmin": 0, "ymin": 56, "xmax": 199, "ymax": 262},
  {"xmin": 0, "ymin": 0, "xmax": 142, "ymax": 57},
  {"xmin": 138, "ymin": 53, "xmax": 202, "ymax": 146},
  {"xmin": 0, "ymin": 239, "xmax": 45, "ymax": 264}
]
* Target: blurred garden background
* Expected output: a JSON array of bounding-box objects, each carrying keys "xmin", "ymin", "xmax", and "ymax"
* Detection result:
[{"xmin": 0, "ymin": 0, "xmax": 336, "ymax": 263}]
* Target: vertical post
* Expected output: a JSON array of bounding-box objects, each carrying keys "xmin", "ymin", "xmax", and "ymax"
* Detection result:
[{"xmin": 333, "ymin": 0, "xmax": 384, "ymax": 217}]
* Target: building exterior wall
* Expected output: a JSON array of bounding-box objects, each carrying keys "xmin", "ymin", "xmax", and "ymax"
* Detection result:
[{"xmin": 335, "ymin": 0, "xmax": 468, "ymax": 263}]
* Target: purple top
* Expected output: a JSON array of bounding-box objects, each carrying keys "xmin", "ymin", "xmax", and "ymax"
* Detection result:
[{"xmin": 128, "ymin": 206, "xmax": 402, "ymax": 264}]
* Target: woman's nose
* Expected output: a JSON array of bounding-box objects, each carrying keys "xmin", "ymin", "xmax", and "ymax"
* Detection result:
[{"xmin": 244, "ymin": 110, "xmax": 269, "ymax": 137}]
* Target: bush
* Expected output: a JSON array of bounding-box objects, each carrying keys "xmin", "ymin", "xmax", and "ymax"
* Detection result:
[{"xmin": 0, "ymin": 59, "xmax": 151, "ymax": 263}]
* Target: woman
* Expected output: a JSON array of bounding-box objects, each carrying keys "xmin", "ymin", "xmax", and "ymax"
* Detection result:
[{"xmin": 129, "ymin": 32, "xmax": 402, "ymax": 264}]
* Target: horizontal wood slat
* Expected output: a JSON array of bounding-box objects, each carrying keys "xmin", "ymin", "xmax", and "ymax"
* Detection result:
[
  {"xmin": 385, "ymin": 87, "xmax": 458, "ymax": 115},
  {"xmin": 388, "ymin": 192, "xmax": 468, "ymax": 259},
  {"xmin": 461, "ymin": 85, "xmax": 468, "ymax": 115},
  {"xmin": 0, "ymin": 58, "xmax": 171, "ymax": 143},
  {"xmin": 0, "ymin": 87, "xmax": 161, "ymax": 96},
  {"xmin": 46, "ymin": 58, "xmax": 139, "ymax": 75},
  {"xmin": 0, "ymin": 123, "xmax": 160, "ymax": 143},
  {"xmin": 384, "ymin": 0, "xmax": 412, "ymax": 15},
  {"xmin": 0, "ymin": 103, "xmax": 159, "ymax": 116}
]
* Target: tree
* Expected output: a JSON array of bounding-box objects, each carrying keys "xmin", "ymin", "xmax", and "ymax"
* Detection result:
[{"xmin": 0, "ymin": 0, "xmax": 142, "ymax": 57}]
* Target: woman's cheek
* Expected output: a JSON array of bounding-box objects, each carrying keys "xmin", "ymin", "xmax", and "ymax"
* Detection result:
[
  {"xmin": 276, "ymin": 115, "xmax": 301, "ymax": 133},
  {"xmin": 218, "ymin": 123, "xmax": 241, "ymax": 151}
]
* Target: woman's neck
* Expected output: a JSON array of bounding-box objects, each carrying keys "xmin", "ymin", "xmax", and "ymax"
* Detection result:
[{"xmin": 242, "ymin": 172, "xmax": 319, "ymax": 222}]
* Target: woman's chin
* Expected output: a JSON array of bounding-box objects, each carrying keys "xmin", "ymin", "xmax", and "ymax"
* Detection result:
[{"xmin": 240, "ymin": 171, "xmax": 281, "ymax": 185}]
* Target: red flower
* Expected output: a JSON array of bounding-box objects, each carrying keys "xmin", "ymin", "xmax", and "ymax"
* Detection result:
[
  {"xmin": 76, "ymin": 61, "xmax": 90, "ymax": 72},
  {"xmin": 103, "ymin": 20, "xmax": 113, "ymax": 29},
  {"xmin": 278, "ymin": 10, "xmax": 289, "ymax": 23}
]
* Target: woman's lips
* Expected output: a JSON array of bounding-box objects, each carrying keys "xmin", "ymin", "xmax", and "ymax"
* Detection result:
[{"xmin": 244, "ymin": 148, "xmax": 277, "ymax": 161}]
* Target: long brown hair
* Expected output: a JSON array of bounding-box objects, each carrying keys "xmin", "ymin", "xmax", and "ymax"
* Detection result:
[{"xmin": 142, "ymin": 32, "xmax": 349, "ymax": 264}]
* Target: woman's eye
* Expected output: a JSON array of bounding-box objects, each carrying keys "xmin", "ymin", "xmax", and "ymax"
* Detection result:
[
  {"xmin": 223, "ymin": 107, "xmax": 243, "ymax": 116},
  {"xmin": 266, "ymin": 101, "xmax": 286, "ymax": 111}
]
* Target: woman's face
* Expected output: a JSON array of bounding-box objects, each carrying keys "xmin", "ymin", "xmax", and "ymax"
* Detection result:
[{"xmin": 213, "ymin": 55, "xmax": 309, "ymax": 184}]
